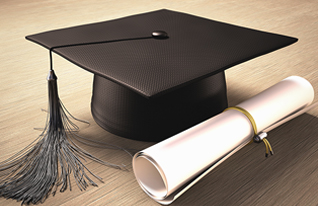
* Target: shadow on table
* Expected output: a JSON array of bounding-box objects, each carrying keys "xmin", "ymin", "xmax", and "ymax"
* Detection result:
[{"xmin": 171, "ymin": 113, "xmax": 318, "ymax": 206}]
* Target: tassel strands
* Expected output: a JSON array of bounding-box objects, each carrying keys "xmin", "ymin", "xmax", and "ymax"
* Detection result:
[{"xmin": 0, "ymin": 51, "xmax": 130, "ymax": 204}]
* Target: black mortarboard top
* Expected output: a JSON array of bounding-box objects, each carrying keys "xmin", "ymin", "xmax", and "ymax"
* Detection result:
[{"xmin": 26, "ymin": 9, "xmax": 297, "ymax": 142}]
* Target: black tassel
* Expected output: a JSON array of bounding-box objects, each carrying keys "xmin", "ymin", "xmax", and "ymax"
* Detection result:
[
  {"xmin": 0, "ymin": 68, "xmax": 131, "ymax": 205},
  {"xmin": 0, "ymin": 39, "xmax": 149, "ymax": 204}
]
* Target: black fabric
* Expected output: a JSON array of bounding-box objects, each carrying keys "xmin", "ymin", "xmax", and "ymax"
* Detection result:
[
  {"xmin": 25, "ymin": 9, "xmax": 298, "ymax": 141},
  {"xmin": 91, "ymin": 72, "xmax": 227, "ymax": 141},
  {"xmin": 26, "ymin": 9, "xmax": 297, "ymax": 98}
]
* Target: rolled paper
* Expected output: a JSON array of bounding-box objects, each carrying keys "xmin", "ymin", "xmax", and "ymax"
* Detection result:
[{"xmin": 132, "ymin": 76, "xmax": 315, "ymax": 205}]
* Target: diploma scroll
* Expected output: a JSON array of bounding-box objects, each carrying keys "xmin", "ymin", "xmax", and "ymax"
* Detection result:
[{"xmin": 133, "ymin": 76, "xmax": 315, "ymax": 204}]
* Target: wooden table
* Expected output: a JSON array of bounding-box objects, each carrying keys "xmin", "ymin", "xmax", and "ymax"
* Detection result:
[{"xmin": 1, "ymin": 1, "xmax": 317, "ymax": 205}]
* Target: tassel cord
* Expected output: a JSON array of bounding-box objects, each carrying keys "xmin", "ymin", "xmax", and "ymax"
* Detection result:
[
  {"xmin": 1, "ymin": 40, "xmax": 155, "ymax": 204},
  {"xmin": 0, "ymin": 71, "xmax": 131, "ymax": 205}
]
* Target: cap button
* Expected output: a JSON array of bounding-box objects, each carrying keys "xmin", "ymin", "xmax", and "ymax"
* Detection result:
[{"xmin": 152, "ymin": 31, "xmax": 168, "ymax": 39}]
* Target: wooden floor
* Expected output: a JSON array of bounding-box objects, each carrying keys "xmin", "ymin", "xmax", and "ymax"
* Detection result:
[{"xmin": 1, "ymin": 0, "xmax": 317, "ymax": 205}]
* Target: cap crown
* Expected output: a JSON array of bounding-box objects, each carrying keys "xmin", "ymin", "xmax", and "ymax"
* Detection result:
[{"xmin": 26, "ymin": 9, "xmax": 297, "ymax": 98}]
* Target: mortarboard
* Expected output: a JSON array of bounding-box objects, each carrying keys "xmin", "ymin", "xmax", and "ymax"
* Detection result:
[
  {"xmin": 0, "ymin": 9, "xmax": 298, "ymax": 204},
  {"xmin": 26, "ymin": 9, "xmax": 297, "ymax": 142}
]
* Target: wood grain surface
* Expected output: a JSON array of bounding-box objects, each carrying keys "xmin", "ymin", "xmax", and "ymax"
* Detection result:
[{"xmin": 0, "ymin": 1, "xmax": 317, "ymax": 205}]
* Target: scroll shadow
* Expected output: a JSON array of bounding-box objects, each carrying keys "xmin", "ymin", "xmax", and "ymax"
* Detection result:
[{"xmin": 171, "ymin": 113, "xmax": 318, "ymax": 206}]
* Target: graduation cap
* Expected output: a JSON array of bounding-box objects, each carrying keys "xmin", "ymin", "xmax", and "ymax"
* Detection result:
[
  {"xmin": 25, "ymin": 9, "xmax": 297, "ymax": 142},
  {"xmin": 0, "ymin": 9, "xmax": 297, "ymax": 204}
]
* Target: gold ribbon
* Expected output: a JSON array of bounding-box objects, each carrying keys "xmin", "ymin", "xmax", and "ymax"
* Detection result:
[
  {"xmin": 224, "ymin": 106, "xmax": 273, "ymax": 157},
  {"xmin": 224, "ymin": 106, "xmax": 257, "ymax": 135}
]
